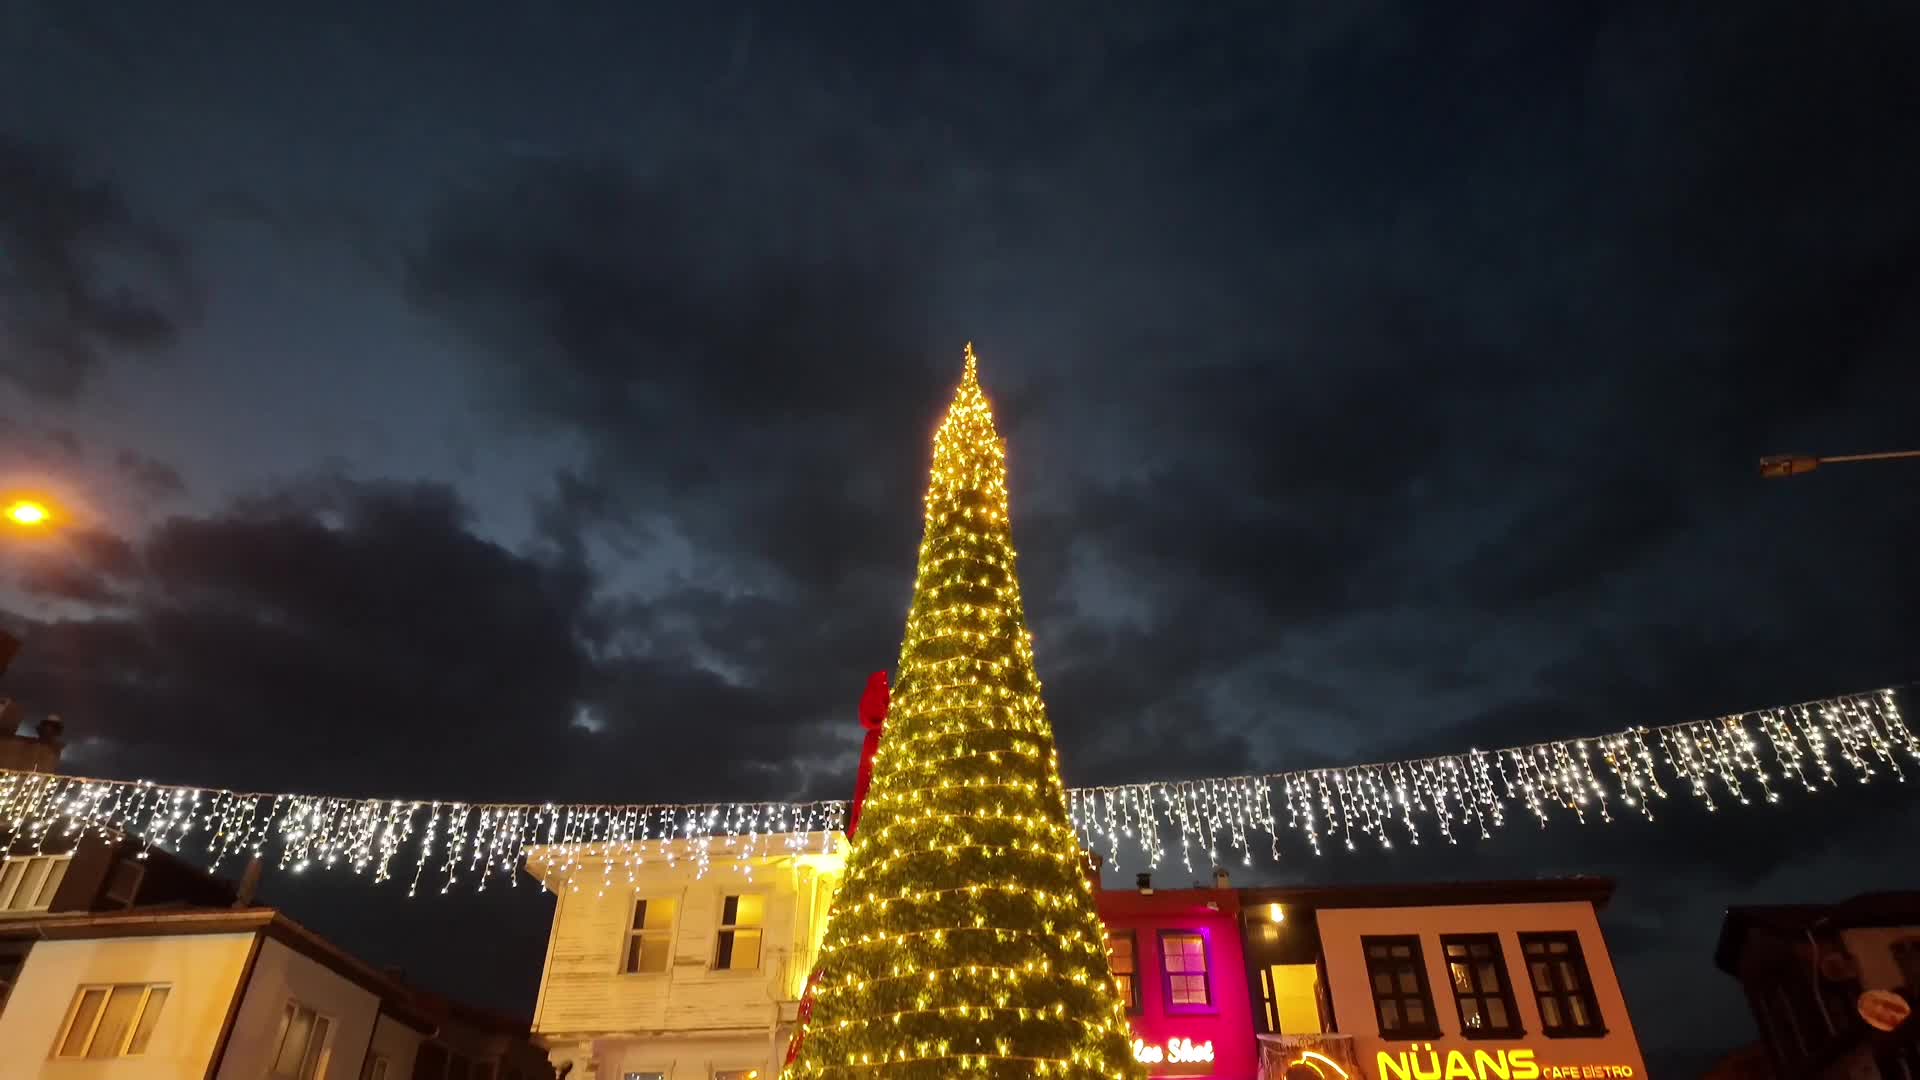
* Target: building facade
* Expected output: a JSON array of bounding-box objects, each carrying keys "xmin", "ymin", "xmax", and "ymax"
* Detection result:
[
  {"xmin": 525, "ymin": 835, "xmax": 847, "ymax": 1080},
  {"xmin": 0, "ymin": 907, "xmax": 436, "ymax": 1080},
  {"xmin": 524, "ymin": 835, "xmax": 1647, "ymax": 1080},
  {"xmin": 1715, "ymin": 891, "xmax": 1920, "ymax": 1078},
  {"xmin": 1097, "ymin": 881, "xmax": 1260, "ymax": 1078},
  {"xmin": 1242, "ymin": 879, "xmax": 1646, "ymax": 1080}
]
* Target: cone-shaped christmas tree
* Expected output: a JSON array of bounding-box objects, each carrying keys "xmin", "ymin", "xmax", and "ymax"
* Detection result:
[{"xmin": 786, "ymin": 347, "xmax": 1140, "ymax": 1080}]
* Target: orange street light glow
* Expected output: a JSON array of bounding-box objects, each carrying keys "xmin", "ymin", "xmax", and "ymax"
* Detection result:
[{"xmin": 4, "ymin": 500, "xmax": 51, "ymax": 527}]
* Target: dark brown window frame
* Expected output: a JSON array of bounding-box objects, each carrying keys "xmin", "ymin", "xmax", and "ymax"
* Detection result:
[
  {"xmin": 1439, "ymin": 934, "xmax": 1524, "ymax": 1038},
  {"xmin": 1362, "ymin": 935, "xmax": 1441, "ymax": 1039},
  {"xmin": 1105, "ymin": 929, "xmax": 1142, "ymax": 1015},
  {"xmin": 1157, "ymin": 928, "xmax": 1217, "ymax": 1014},
  {"xmin": 1518, "ymin": 931, "xmax": 1606, "ymax": 1038}
]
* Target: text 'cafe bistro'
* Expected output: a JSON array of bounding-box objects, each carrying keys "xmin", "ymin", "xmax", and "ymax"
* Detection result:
[{"xmin": 1092, "ymin": 871, "xmax": 1647, "ymax": 1080}]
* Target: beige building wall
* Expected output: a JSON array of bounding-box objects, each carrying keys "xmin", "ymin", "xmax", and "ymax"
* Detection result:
[
  {"xmin": 0, "ymin": 932, "xmax": 254, "ymax": 1080},
  {"xmin": 528, "ymin": 837, "xmax": 844, "ymax": 1080},
  {"xmin": 215, "ymin": 936, "xmax": 386, "ymax": 1080},
  {"xmin": 1317, "ymin": 902, "xmax": 1647, "ymax": 1079},
  {"xmin": 366, "ymin": 1014, "xmax": 425, "ymax": 1080}
]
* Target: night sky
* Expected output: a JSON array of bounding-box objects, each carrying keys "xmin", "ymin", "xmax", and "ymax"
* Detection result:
[{"xmin": 3, "ymin": 2, "xmax": 1918, "ymax": 1073}]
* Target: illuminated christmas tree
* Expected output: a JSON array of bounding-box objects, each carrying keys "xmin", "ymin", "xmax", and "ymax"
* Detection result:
[{"xmin": 786, "ymin": 347, "xmax": 1140, "ymax": 1079}]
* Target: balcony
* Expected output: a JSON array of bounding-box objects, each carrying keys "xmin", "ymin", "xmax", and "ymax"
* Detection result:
[{"xmin": 1257, "ymin": 1033, "xmax": 1360, "ymax": 1080}]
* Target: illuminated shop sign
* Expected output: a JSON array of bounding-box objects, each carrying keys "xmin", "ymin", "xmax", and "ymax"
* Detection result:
[
  {"xmin": 1132, "ymin": 1037, "xmax": 1215, "ymax": 1073},
  {"xmin": 1376, "ymin": 1044, "xmax": 1635, "ymax": 1080}
]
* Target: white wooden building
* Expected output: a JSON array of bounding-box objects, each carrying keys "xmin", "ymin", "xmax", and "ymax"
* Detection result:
[{"xmin": 524, "ymin": 834, "xmax": 846, "ymax": 1080}]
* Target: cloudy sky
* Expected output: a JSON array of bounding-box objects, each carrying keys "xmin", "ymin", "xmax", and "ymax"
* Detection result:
[{"xmin": 3, "ymin": 0, "xmax": 1918, "ymax": 1071}]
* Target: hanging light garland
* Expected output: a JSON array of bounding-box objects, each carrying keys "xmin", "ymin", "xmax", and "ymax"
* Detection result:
[{"xmin": 0, "ymin": 686, "xmax": 1910, "ymax": 893}]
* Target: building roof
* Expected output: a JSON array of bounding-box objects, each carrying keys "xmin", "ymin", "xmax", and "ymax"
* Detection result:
[
  {"xmin": 1235, "ymin": 875, "xmax": 1615, "ymax": 911},
  {"xmin": 0, "ymin": 906, "xmax": 437, "ymax": 1033},
  {"xmin": 1714, "ymin": 891, "xmax": 1920, "ymax": 974}
]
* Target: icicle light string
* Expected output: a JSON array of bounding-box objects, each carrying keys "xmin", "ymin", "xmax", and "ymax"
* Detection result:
[{"xmin": 0, "ymin": 686, "xmax": 1910, "ymax": 893}]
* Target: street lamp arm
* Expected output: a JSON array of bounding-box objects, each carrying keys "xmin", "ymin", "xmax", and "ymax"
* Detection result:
[
  {"xmin": 1760, "ymin": 448, "xmax": 1920, "ymax": 479},
  {"xmin": 1814, "ymin": 449, "xmax": 1920, "ymax": 465}
]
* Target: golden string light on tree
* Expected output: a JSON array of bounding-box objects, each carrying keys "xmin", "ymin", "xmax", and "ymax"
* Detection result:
[{"xmin": 783, "ymin": 345, "xmax": 1141, "ymax": 1079}]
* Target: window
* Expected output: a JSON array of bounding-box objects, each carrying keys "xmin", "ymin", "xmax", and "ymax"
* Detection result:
[
  {"xmin": 1519, "ymin": 933, "xmax": 1604, "ymax": 1037},
  {"xmin": 714, "ymin": 894, "xmax": 764, "ymax": 970},
  {"xmin": 713, "ymin": 1071, "xmax": 762, "ymax": 1080},
  {"xmin": 103, "ymin": 859, "xmax": 144, "ymax": 908},
  {"xmin": 1363, "ymin": 936, "xmax": 1439, "ymax": 1038},
  {"xmin": 364, "ymin": 1056, "xmax": 391, "ymax": 1080},
  {"xmin": 1159, "ymin": 930, "xmax": 1212, "ymax": 1009},
  {"xmin": 268, "ymin": 1000, "xmax": 334, "ymax": 1080},
  {"xmin": 1441, "ymin": 935, "xmax": 1522, "ymax": 1037},
  {"xmin": 1105, "ymin": 931, "xmax": 1140, "ymax": 1012},
  {"xmin": 626, "ymin": 896, "xmax": 677, "ymax": 973},
  {"xmin": 0, "ymin": 853, "xmax": 71, "ymax": 912},
  {"xmin": 624, "ymin": 1074, "xmax": 666, "ymax": 1080},
  {"xmin": 52, "ymin": 983, "xmax": 169, "ymax": 1058}
]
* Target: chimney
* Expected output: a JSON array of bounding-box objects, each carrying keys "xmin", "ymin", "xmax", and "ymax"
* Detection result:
[
  {"xmin": 1135, "ymin": 872, "xmax": 1153, "ymax": 895},
  {"xmin": 39, "ymin": 714, "xmax": 65, "ymax": 747},
  {"xmin": 1212, "ymin": 867, "xmax": 1231, "ymax": 889},
  {"xmin": 234, "ymin": 858, "xmax": 263, "ymax": 908}
]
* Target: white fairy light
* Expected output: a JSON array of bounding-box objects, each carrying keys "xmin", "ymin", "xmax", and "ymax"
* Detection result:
[{"xmin": 0, "ymin": 688, "xmax": 1909, "ymax": 892}]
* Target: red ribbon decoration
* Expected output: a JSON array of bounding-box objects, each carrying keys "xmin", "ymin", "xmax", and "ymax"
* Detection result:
[
  {"xmin": 785, "ymin": 671, "xmax": 890, "ymax": 1068},
  {"xmin": 847, "ymin": 671, "xmax": 889, "ymax": 837}
]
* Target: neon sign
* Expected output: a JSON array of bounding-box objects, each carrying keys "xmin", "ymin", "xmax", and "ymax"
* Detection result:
[
  {"xmin": 1377, "ymin": 1046, "xmax": 1636, "ymax": 1080},
  {"xmin": 1132, "ymin": 1037, "xmax": 1215, "ymax": 1065},
  {"xmin": 1284, "ymin": 1050, "xmax": 1351, "ymax": 1078}
]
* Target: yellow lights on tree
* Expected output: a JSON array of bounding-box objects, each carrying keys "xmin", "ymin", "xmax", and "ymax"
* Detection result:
[{"xmin": 783, "ymin": 346, "xmax": 1143, "ymax": 1079}]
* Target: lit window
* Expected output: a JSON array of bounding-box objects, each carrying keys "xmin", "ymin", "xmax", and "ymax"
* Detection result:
[
  {"xmin": 268, "ymin": 1000, "xmax": 334, "ymax": 1080},
  {"xmin": 1160, "ymin": 931, "xmax": 1212, "ymax": 1008},
  {"xmin": 1363, "ymin": 936, "xmax": 1439, "ymax": 1038},
  {"xmin": 713, "ymin": 1071, "xmax": 762, "ymax": 1079},
  {"xmin": 626, "ymin": 897, "xmax": 678, "ymax": 974},
  {"xmin": 1441, "ymin": 935, "xmax": 1522, "ymax": 1037},
  {"xmin": 0, "ymin": 853, "xmax": 71, "ymax": 912},
  {"xmin": 53, "ymin": 984, "xmax": 169, "ymax": 1058},
  {"xmin": 625, "ymin": 1073, "xmax": 666, "ymax": 1080},
  {"xmin": 714, "ymin": 894, "xmax": 764, "ymax": 971},
  {"xmin": 362, "ymin": 1055, "xmax": 391, "ymax": 1080},
  {"xmin": 1105, "ymin": 931, "xmax": 1140, "ymax": 1013},
  {"xmin": 1519, "ymin": 933, "xmax": 1605, "ymax": 1037}
]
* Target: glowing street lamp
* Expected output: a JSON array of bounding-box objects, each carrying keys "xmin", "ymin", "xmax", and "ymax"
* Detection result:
[{"xmin": 3, "ymin": 500, "xmax": 51, "ymax": 528}]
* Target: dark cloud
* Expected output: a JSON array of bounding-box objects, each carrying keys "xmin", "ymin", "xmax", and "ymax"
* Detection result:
[
  {"xmin": 0, "ymin": 135, "xmax": 199, "ymax": 398},
  {"xmin": 113, "ymin": 447, "xmax": 186, "ymax": 499}
]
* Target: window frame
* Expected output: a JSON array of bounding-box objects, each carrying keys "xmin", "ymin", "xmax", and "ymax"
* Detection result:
[
  {"xmin": 712, "ymin": 892, "xmax": 767, "ymax": 972},
  {"xmin": 1361, "ymin": 935, "xmax": 1441, "ymax": 1039},
  {"xmin": 0, "ymin": 852, "xmax": 73, "ymax": 913},
  {"xmin": 1156, "ymin": 928, "xmax": 1217, "ymax": 1015},
  {"xmin": 712, "ymin": 1070, "xmax": 762, "ymax": 1080},
  {"xmin": 624, "ymin": 895, "xmax": 678, "ymax": 975},
  {"xmin": 51, "ymin": 982, "xmax": 171, "ymax": 1058},
  {"xmin": 364, "ymin": 1054, "xmax": 392, "ymax": 1080},
  {"xmin": 102, "ymin": 858, "xmax": 145, "ymax": 909},
  {"xmin": 1105, "ymin": 929, "xmax": 1142, "ymax": 1014},
  {"xmin": 1439, "ymin": 934, "xmax": 1524, "ymax": 1039},
  {"xmin": 267, "ymin": 998, "xmax": 336, "ymax": 1080},
  {"xmin": 1518, "ymin": 932, "xmax": 1606, "ymax": 1038}
]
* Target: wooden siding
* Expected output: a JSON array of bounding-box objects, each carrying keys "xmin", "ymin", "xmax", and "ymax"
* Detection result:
[{"xmin": 530, "ymin": 844, "xmax": 844, "ymax": 1038}]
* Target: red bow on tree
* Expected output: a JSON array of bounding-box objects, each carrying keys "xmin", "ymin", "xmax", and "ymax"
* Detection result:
[{"xmin": 848, "ymin": 671, "xmax": 889, "ymax": 836}]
